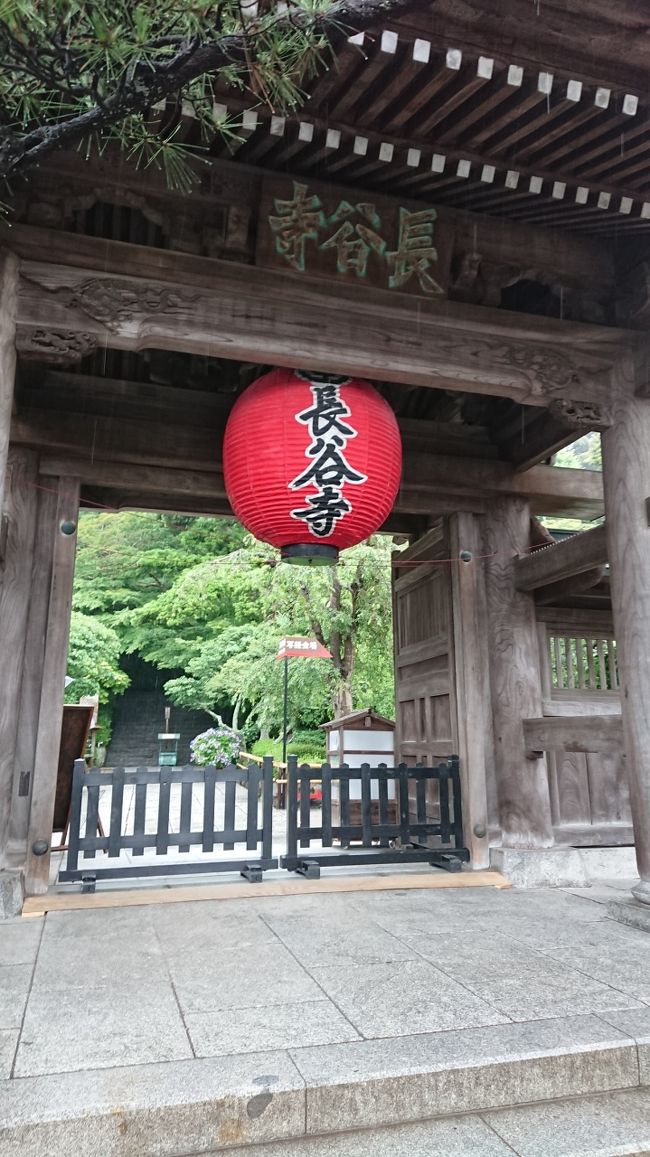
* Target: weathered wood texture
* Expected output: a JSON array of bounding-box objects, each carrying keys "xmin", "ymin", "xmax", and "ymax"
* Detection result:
[
  {"xmin": 483, "ymin": 498, "xmax": 553, "ymax": 847},
  {"xmin": 7, "ymin": 150, "xmax": 615, "ymax": 293},
  {"xmin": 0, "ymin": 450, "xmax": 39, "ymax": 867},
  {"xmin": 24, "ymin": 477, "xmax": 80, "ymax": 896},
  {"xmin": 515, "ymin": 524, "xmax": 608, "ymax": 591},
  {"xmin": 8, "ymin": 484, "xmax": 58, "ymax": 858},
  {"xmin": 393, "ymin": 527, "xmax": 457, "ymax": 770},
  {"xmin": 10, "ymin": 228, "xmax": 630, "ymax": 408},
  {"xmin": 603, "ymin": 377, "xmax": 650, "ymax": 900},
  {"xmin": 536, "ymin": 608, "xmax": 631, "ymax": 846},
  {"xmin": 0, "ymin": 251, "xmax": 18, "ymax": 520},
  {"xmin": 449, "ymin": 512, "xmax": 495, "ymax": 867},
  {"xmin": 21, "ymin": 868, "xmax": 511, "ymax": 916},
  {"xmin": 12, "ymin": 414, "xmax": 606, "ymax": 522},
  {"xmin": 524, "ymin": 715, "xmax": 623, "ymax": 755}
]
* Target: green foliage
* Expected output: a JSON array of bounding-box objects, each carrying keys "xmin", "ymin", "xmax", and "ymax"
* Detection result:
[
  {"xmin": 70, "ymin": 510, "xmax": 397, "ymax": 743},
  {"xmin": 0, "ymin": 0, "xmax": 342, "ymax": 186},
  {"xmin": 152, "ymin": 534, "xmax": 397, "ymax": 732},
  {"xmin": 65, "ymin": 611, "xmax": 130, "ymax": 703},
  {"xmin": 542, "ymin": 432, "xmax": 604, "ymax": 534},
  {"xmin": 250, "ymin": 738, "xmax": 325, "ymax": 766},
  {"xmin": 553, "ymin": 432, "xmax": 602, "ymax": 472}
]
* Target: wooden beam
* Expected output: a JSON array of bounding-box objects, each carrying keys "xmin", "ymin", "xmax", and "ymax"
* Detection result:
[
  {"xmin": 515, "ymin": 524, "xmax": 608, "ymax": 591},
  {"xmin": 9, "ymin": 227, "xmax": 632, "ymax": 408},
  {"xmin": 524, "ymin": 714, "xmax": 624, "ymax": 756},
  {"xmin": 40, "ymin": 457, "xmax": 227, "ymax": 500},
  {"xmin": 29, "ymin": 374, "xmax": 500, "ymax": 463},
  {"xmin": 24, "ymin": 477, "xmax": 80, "ymax": 896},
  {"xmin": 534, "ymin": 568, "xmax": 605, "ymax": 607},
  {"xmin": 498, "ymin": 412, "xmax": 580, "ymax": 473},
  {"xmin": 16, "ymin": 150, "xmax": 616, "ymax": 292},
  {"xmin": 20, "ymin": 427, "xmax": 606, "ymax": 520},
  {"xmin": 0, "ymin": 250, "xmax": 18, "ymax": 520},
  {"xmin": 21, "ymin": 868, "xmax": 511, "ymax": 915}
]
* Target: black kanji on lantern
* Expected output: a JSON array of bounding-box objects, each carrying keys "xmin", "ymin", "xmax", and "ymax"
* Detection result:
[{"xmin": 290, "ymin": 377, "xmax": 367, "ymax": 537}]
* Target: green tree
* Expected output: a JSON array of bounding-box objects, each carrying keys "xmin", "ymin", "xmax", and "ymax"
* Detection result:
[
  {"xmin": 65, "ymin": 611, "xmax": 130, "ymax": 702},
  {"xmin": 0, "ymin": 0, "xmax": 411, "ymax": 188},
  {"xmin": 141, "ymin": 534, "xmax": 397, "ymax": 734},
  {"xmin": 553, "ymin": 432, "xmax": 602, "ymax": 472}
]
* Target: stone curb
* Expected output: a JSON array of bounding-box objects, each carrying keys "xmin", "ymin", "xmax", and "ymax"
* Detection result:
[{"xmin": 0, "ymin": 1014, "xmax": 644, "ymax": 1156}]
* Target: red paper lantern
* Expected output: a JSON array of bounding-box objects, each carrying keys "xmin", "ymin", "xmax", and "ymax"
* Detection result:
[{"xmin": 223, "ymin": 368, "xmax": 402, "ymax": 563}]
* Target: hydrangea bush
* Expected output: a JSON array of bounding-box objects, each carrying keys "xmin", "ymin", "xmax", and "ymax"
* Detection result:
[{"xmin": 189, "ymin": 725, "xmax": 241, "ymax": 769}]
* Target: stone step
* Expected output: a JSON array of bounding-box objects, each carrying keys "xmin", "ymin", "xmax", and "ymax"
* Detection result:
[
  {"xmin": 106, "ymin": 686, "xmax": 213, "ymax": 765},
  {"xmin": 0, "ymin": 1013, "xmax": 646, "ymax": 1157},
  {"xmin": 202, "ymin": 1087, "xmax": 650, "ymax": 1156}
]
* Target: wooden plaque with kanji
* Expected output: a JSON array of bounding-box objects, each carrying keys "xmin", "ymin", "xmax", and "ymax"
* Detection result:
[{"xmin": 256, "ymin": 175, "xmax": 452, "ymax": 300}]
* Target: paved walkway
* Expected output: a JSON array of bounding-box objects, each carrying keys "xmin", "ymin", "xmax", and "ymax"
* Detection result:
[{"xmin": 1, "ymin": 878, "xmax": 650, "ymax": 1154}]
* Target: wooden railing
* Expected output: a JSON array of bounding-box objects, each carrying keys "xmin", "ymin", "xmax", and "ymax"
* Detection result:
[{"xmin": 547, "ymin": 633, "xmax": 618, "ymax": 692}]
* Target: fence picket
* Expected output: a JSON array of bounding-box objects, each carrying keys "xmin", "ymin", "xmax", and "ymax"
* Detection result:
[
  {"xmin": 202, "ymin": 767, "xmax": 216, "ymax": 852},
  {"xmin": 107, "ymin": 767, "xmax": 125, "ymax": 858},
  {"xmin": 361, "ymin": 764, "xmax": 372, "ymax": 846},
  {"xmin": 246, "ymin": 764, "xmax": 261, "ymax": 850},
  {"xmin": 132, "ymin": 775, "xmax": 147, "ymax": 856},
  {"xmin": 223, "ymin": 778, "xmax": 237, "ymax": 850},
  {"xmin": 83, "ymin": 782, "xmax": 100, "ymax": 859},
  {"xmin": 178, "ymin": 779, "xmax": 193, "ymax": 853},
  {"xmin": 321, "ymin": 763, "xmax": 333, "ymax": 847}
]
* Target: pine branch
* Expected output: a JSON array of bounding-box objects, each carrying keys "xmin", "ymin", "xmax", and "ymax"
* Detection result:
[{"xmin": 0, "ymin": 0, "xmax": 417, "ymax": 182}]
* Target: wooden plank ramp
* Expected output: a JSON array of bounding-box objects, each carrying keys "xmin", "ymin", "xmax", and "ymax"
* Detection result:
[{"xmin": 22, "ymin": 869, "xmax": 510, "ymax": 916}]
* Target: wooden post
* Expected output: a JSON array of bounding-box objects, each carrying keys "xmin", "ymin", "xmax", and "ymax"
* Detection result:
[
  {"xmin": 602, "ymin": 370, "xmax": 650, "ymax": 904},
  {"xmin": 449, "ymin": 512, "xmax": 494, "ymax": 868},
  {"xmin": 483, "ymin": 497, "xmax": 554, "ymax": 847},
  {"xmin": 24, "ymin": 477, "xmax": 80, "ymax": 896},
  {"xmin": 0, "ymin": 251, "xmax": 18, "ymax": 522},
  {"xmin": 0, "ymin": 450, "xmax": 39, "ymax": 865},
  {"xmin": 8, "ymin": 484, "xmax": 59, "ymax": 856}
]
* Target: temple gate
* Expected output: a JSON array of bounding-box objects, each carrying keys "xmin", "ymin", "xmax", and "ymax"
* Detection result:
[{"xmin": 2, "ymin": 0, "xmax": 650, "ymax": 908}]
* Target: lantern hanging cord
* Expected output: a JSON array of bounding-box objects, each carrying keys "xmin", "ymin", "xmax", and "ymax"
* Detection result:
[
  {"xmin": 389, "ymin": 551, "xmax": 499, "ymax": 567},
  {"xmin": 22, "ymin": 478, "xmax": 119, "ymax": 511}
]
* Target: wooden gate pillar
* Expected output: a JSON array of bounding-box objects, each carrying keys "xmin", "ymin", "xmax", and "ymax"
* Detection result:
[
  {"xmin": 0, "ymin": 250, "xmax": 18, "ymax": 522},
  {"xmin": 449, "ymin": 512, "xmax": 495, "ymax": 868},
  {"xmin": 0, "ymin": 449, "xmax": 40, "ymax": 867},
  {"xmin": 602, "ymin": 361, "xmax": 650, "ymax": 904},
  {"xmin": 483, "ymin": 497, "xmax": 554, "ymax": 847},
  {"xmin": 23, "ymin": 477, "xmax": 80, "ymax": 896}
]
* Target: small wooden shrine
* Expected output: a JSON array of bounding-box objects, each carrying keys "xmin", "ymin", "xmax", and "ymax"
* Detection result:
[{"xmin": 1, "ymin": 0, "xmax": 650, "ymax": 905}]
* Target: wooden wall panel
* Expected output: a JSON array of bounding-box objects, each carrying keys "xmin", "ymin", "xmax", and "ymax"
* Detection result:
[
  {"xmin": 394, "ymin": 563, "xmax": 456, "ymax": 767},
  {"xmin": 537, "ymin": 613, "xmax": 632, "ymax": 843}
]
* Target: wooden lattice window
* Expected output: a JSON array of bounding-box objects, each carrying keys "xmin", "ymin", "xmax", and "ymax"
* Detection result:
[{"xmin": 548, "ymin": 634, "xmax": 619, "ymax": 691}]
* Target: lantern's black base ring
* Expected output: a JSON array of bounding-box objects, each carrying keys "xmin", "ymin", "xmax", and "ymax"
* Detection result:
[{"xmin": 281, "ymin": 544, "xmax": 339, "ymax": 566}]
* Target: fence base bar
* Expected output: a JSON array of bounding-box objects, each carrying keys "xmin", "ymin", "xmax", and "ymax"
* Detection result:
[
  {"xmin": 281, "ymin": 847, "xmax": 470, "ymax": 873},
  {"xmin": 429, "ymin": 851, "xmax": 465, "ymax": 872},
  {"xmin": 59, "ymin": 857, "xmax": 278, "ymax": 884}
]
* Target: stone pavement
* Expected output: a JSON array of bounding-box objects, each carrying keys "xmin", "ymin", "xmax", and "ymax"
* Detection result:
[{"xmin": 1, "ymin": 878, "xmax": 650, "ymax": 1155}]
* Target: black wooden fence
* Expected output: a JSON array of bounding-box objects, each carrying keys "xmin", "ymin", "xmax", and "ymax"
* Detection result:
[
  {"xmin": 281, "ymin": 757, "xmax": 468, "ymax": 877},
  {"xmin": 59, "ymin": 758, "xmax": 277, "ymax": 887}
]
